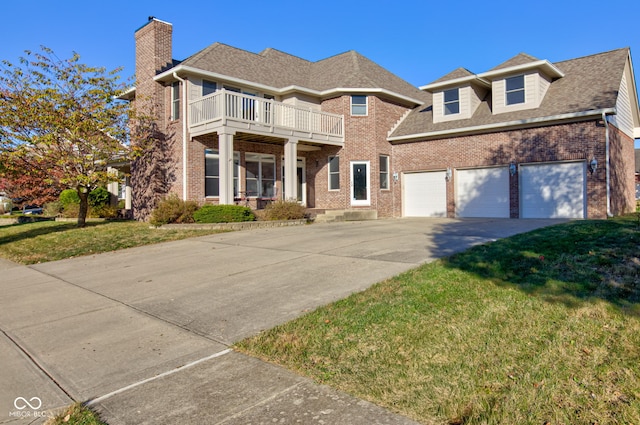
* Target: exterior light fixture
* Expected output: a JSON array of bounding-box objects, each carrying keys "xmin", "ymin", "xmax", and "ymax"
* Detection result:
[
  {"xmin": 589, "ymin": 158, "xmax": 598, "ymax": 174},
  {"xmin": 445, "ymin": 167, "xmax": 452, "ymax": 181},
  {"xmin": 509, "ymin": 163, "xmax": 517, "ymax": 176},
  {"xmin": 393, "ymin": 172, "xmax": 399, "ymax": 182}
]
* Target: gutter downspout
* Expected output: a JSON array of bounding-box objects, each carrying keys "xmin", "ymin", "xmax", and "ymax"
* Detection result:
[
  {"xmin": 602, "ymin": 111, "xmax": 613, "ymax": 217},
  {"xmin": 173, "ymin": 72, "xmax": 188, "ymax": 200}
]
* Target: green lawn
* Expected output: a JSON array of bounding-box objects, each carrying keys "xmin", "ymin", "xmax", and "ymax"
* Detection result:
[
  {"xmin": 0, "ymin": 220, "xmax": 226, "ymax": 264},
  {"xmin": 237, "ymin": 216, "xmax": 640, "ymax": 424}
]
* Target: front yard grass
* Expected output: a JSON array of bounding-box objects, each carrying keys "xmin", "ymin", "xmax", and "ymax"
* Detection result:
[
  {"xmin": 236, "ymin": 216, "xmax": 640, "ymax": 424},
  {"xmin": 0, "ymin": 220, "xmax": 226, "ymax": 264}
]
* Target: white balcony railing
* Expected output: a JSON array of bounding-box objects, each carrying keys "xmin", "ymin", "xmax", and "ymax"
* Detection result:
[{"xmin": 189, "ymin": 90, "xmax": 344, "ymax": 140}]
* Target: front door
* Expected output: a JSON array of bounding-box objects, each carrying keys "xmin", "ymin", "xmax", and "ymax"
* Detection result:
[
  {"xmin": 282, "ymin": 157, "xmax": 306, "ymax": 205},
  {"xmin": 350, "ymin": 161, "xmax": 370, "ymax": 206}
]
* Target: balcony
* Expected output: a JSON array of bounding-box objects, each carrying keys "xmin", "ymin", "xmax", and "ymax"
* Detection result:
[{"xmin": 189, "ymin": 90, "xmax": 344, "ymax": 145}]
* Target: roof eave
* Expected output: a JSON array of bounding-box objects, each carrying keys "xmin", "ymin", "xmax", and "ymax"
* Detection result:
[
  {"xmin": 156, "ymin": 66, "xmax": 424, "ymax": 106},
  {"xmin": 478, "ymin": 60, "xmax": 565, "ymax": 80},
  {"xmin": 420, "ymin": 75, "xmax": 491, "ymax": 92},
  {"xmin": 388, "ymin": 108, "xmax": 616, "ymax": 143}
]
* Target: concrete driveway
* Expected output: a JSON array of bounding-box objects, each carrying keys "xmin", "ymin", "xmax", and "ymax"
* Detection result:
[{"xmin": 0, "ymin": 218, "xmax": 561, "ymax": 424}]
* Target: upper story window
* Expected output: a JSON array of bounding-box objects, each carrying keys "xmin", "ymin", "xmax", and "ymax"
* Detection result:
[
  {"xmin": 351, "ymin": 95, "xmax": 367, "ymax": 116},
  {"xmin": 202, "ymin": 80, "xmax": 217, "ymax": 96},
  {"xmin": 443, "ymin": 88, "xmax": 460, "ymax": 115},
  {"xmin": 505, "ymin": 75, "xmax": 525, "ymax": 105},
  {"xmin": 171, "ymin": 82, "xmax": 180, "ymax": 120}
]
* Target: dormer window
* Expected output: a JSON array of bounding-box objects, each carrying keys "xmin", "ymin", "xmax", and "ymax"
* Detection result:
[
  {"xmin": 443, "ymin": 88, "xmax": 460, "ymax": 115},
  {"xmin": 505, "ymin": 75, "xmax": 525, "ymax": 105}
]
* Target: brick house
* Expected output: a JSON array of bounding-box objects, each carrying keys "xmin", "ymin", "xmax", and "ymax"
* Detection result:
[{"xmin": 125, "ymin": 18, "xmax": 640, "ymax": 220}]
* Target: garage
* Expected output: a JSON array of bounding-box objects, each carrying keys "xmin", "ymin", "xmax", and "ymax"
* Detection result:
[
  {"xmin": 403, "ymin": 171, "xmax": 447, "ymax": 217},
  {"xmin": 456, "ymin": 167, "xmax": 510, "ymax": 218},
  {"xmin": 520, "ymin": 162, "xmax": 586, "ymax": 218}
]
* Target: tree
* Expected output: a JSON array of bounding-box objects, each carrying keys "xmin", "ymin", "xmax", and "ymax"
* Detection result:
[{"xmin": 0, "ymin": 47, "xmax": 134, "ymax": 226}]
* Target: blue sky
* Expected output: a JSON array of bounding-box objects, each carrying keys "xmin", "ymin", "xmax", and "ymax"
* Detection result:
[{"xmin": 2, "ymin": 0, "xmax": 639, "ymax": 144}]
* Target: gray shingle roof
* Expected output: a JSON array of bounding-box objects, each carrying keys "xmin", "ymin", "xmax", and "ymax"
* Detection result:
[
  {"xmin": 180, "ymin": 44, "xmax": 427, "ymax": 103},
  {"xmin": 428, "ymin": 68, "xmax": 475, "ymax": 85},
  {"xmin": 390, "ymin": 48, "xmax": 630, "ymax": 139},
  {"xmin": 489, "ymin": 53, "xmax": 540, "ymax": 71}
]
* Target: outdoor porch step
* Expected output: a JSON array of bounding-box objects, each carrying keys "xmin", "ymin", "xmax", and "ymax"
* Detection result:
[{"xmin": 313, "ymin": 209, "xmax": 377, "ymax": 223}]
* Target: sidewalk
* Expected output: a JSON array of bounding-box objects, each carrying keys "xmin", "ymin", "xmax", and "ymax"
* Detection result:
[{"xmin": 0, "ymin": 218, "xmax": 561, "ymax": 423}]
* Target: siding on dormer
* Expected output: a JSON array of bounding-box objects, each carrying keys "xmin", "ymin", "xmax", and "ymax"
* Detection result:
[
  {"xmin": 493, "ymin": 72, "xmax": 550, "ymax": 114},
  {"xmin": 433, "ymin": 85, "xmax": 485, "ymax": 123},
  {"xmin": 611, "ymin": 69, "xmax": 634, "ymax": 138}
]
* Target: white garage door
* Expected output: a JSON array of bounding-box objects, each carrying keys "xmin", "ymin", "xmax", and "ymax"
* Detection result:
[
  {"xmin": 456, "ymin": 167, "xmax": 510, "ymax": 218},
  {"xmin": 403, "ymin": 171, "xmax": 447, "ymax": 217},
  {"xmin": 520, "ymin": 162, "xmax": 585, "ymax": 218}
]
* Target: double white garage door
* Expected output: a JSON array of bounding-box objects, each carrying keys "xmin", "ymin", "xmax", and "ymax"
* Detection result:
[{"xmin": 403, "ymin": 162, "xmax": 585, "ymax": 219}]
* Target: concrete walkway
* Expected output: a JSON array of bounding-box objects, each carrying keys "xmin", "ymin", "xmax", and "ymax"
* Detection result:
[{"xmin": 0, "ymin": 218, "xmax": 562, "ymax": 424}]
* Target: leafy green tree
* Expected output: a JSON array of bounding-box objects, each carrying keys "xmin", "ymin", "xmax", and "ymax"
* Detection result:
[{"xmin": 0, "ymin": 47, "xmax": 138, "ymax": 226}]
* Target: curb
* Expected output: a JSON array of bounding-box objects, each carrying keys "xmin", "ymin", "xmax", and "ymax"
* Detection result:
[{"xmin": 158, "ymin": 219, "xmax": 308, "ymax": 231}]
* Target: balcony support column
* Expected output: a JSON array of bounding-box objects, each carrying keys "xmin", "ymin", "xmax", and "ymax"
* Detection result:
[
  {"xmin": 219, "ymin": 130, "xmax": 236, "ymax": 205},
  {"xmin": 284, "ymin": 138, "xmax": 298, "ymax": 201}
]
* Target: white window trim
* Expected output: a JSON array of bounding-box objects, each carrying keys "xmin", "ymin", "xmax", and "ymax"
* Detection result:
[
  {"xmin": 350, "ymin": 95, "xmax": 368, "ymax": 116},
  {"xmin": 505, "ymin": 75, "xmax": 525, "ymax": 106},
  {"xmin": 245, "ymin": 153, "xmax": 276, "ymax": 198},
  {"xmin": 379, "ymin": 155, "xmax": 390, "ymax": 190},
  {"xmin": 443, "ymin": 88, "xmax": 460, "ymax": 116},
  {"xmin": 205, "ymin": 149, "xmax": 240, "ymax": 198},
  {"xmin": 171, "ymin": 82, "xmax": 180, "ymax": 120},
  {"xmin": 328, "ymin": 155, "xmax": 340, "ymax": 191}
]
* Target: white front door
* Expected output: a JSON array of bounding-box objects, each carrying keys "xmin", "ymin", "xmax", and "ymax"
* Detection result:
[
  {"xmin": 350, "ymin": 161, "xmax": 370, "ymax": 206},
  {"xmin": 281, "ymin": 157, "xmax": 306, "ymax": 205}
]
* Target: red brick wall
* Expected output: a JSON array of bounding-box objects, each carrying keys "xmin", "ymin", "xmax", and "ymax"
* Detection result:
[
  {"xmin": 608, "ymin": 125, "xmax": 636, "ymax": 215},
  {"xmin": 312, "ymin": 95, "xmax": 410, "ymax": 216},
  {"xmin": 392, "ymin": 120, "xmax": 615, "ymax": 219}
]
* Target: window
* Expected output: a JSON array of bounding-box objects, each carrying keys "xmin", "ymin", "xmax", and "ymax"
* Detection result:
[
  {"xmin": 379, "ymin": 155, "xmax": 389, "ymax": 190},
  {"xmin": 245, "ymin": 153, "xmax": 275, "ymax": 197},
  {"xmin": 443, "ymin": 88, "xmax": 460, "ymax": 115},
  {"xmin": 351, "ymin": 95, "xmax": 367, "ymax": 116},
  {"xmin": 328, "ymin": 156, "xmax": 340, "ymax": 190},
  {"xmin": 171, "ymin": 82, "xmax": 180, "ymax": 120},
  {"xmin": 505, "ymin": 75, "xmax": 525, "ymax": 105},
  {"xmin": 202, "ymin": 80, "xmax": 217, "ymax": 96},
  {"xmin": 205, "ymin": 149, "xmax": 239, "ymax": 197}
]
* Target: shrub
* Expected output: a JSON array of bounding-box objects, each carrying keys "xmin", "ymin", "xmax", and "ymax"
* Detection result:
[
  {"xmin": 89, "ymin": 204, "xmax": 119, "ymax": 219},
  {"xmin": 263, "ymin": 200, "xmax": 306, "ymax": 221},
  {"xmin": 149, "ymin": 194, "xmax": 199, "ymax": 226},
  {"xmin": 193, "ymin": 205, "xmax": 255, "ymax": 223},
  {"xmin": 59, "ymin": 189, "xmax": 80, "ymax": 208},
  {"xmin": 89, "ymin": 187, "xmax": 110, "ymax": 207},
  {"xmin": 60, "ymin": 203, "xmax": 79, "ymax": 218},
  {"xmin": 43, "ymin": 201, "xmax": 63, "ymax": 217}
]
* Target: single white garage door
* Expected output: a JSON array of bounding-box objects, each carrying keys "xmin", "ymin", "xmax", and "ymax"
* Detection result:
[
  {"xmin": 403, "ymin": 171, "xmax": 447, "ymax": 217},
  {"xmin": 520, "ymin": 162, "xmax": 585, "ymax": 218},
  {"xmin": 456, "ymin": 167, "xmax": 510, "ymax": 218}
]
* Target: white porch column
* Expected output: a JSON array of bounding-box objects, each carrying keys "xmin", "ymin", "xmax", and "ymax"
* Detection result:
[
  {"xmin": 284, "ymin": 138, "xmax": 298, "ymax": 201},
  {"xmin": 107, "ymin": 166, "xmax": 119, "ymax": 207},
  {"xmin": 219, "ymin": 131, "xmax": 235, "ymax": 205},
  {"xmin": 124, "ymin": 176, "xmax": 132, "ymax": 210}
]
